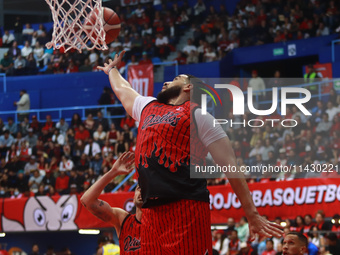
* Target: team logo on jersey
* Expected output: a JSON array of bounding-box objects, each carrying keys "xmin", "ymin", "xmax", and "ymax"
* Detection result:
[
  {"xmin": 123, "ymin": 236, "xmax": 141, "ymax": 252},
  {"xmin": 141, "ymin": 112, "xmax": 180, "ymax": 129}
]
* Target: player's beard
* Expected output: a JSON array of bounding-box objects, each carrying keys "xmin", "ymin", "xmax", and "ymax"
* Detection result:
[{"xmin": 157, "ymin": 85, "xmax": 182, "ymax": 104}]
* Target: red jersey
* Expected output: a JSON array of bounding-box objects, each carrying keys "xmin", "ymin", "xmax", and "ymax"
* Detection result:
[
  {"xmin": 229, "ymin": 239, "xmax": 240, "ymax": 255},
  {"xmin": 119, "ymin": 214, "xmax": 141, "ymax": 254},
  {"xmin": 135, "ymin": 100, "xmax": 209, "ymax": 207}
]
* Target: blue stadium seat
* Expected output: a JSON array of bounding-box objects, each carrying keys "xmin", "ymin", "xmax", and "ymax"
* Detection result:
[{"xmin": 152, "ymin": 57, "xmax": 161, "ymax": 64}]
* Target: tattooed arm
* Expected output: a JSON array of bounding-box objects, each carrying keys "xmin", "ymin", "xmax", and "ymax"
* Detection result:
[{"xmin": 80, "ymin": 152, "xmax": 135, "ymax": 236}]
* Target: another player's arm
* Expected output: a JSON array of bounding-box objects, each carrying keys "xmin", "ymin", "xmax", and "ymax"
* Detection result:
[
  {"xmin": 207, "ymin": 137, "xmax": 283, "ymax": 239},
  {"xmin": 80, "ymin": 151, "xmax": 135, "ymax": 236},
  {"xmin": 97, "ymin": 51, "xmax": 139, "ymax": 116}
]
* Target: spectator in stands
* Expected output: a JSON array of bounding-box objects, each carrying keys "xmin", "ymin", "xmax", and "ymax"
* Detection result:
[
  {"xmin": 24, "ymin": 155, "xmax": 38, "ymax": 175},
  {"xmin": 41, "ymin": 170, "xmax": 55, "ymax": 191},
  {"xmin": 0, "ymin": 52, "xmax": 14, "ymax": 75},
  {"xmin": 56, "ymin": 118, "xmax": 69, "ymax": 135},
  {"xmin": 174, "ymin": 51, "xmax": 187, "ymax": 65},
  {"xmin": 46, "ymin": 185, "xmax": 59, "ymax": 197},
  {"xmin": 55, "ymin": 169, "xmax": 69, "ymax": 194},
  {"xmin": 212, "ymin": 230, "xmax": 228, "ymax": 254},
  {"xmin": 72, "ymin": 140, "xmax": 85, "ymax": 162},
  {"xmin": 14, "ymin": 89, "xmax": 30, "ymax": 122},
  {"xmin": 79, "ymin": 58, "xmax": 92, "ymax": 72},
  {"xmin": 66, "ymin": 60, "xmax": 79, "ymax": 73},
  {"xmin": 25, "ymin": 128, "xmax": 37, "ymax": 148},
  {"xmin": 2, "ymin": 30, "xmax": 15, "ymax": 47},
  {"xmin": 203, "ymin": 44, "xmax": 217, "ymax": 62},
  {"xmin": 4, "ymin": 117, "xmax": 17, "ymax": 136},
  {"xmin": 59, "ymin": 155, "xmax": 74, "ymax": 172},
  {"xmin": 28, "ymin": 244, "xmax": 40, "ymax": 255},
  {"xmin": 84, "ymin": 137, "xmax": 101, "ymax": 160},
  {"xmin": 26, "ymin": 53, "xmax": 38, "ymax": 75},
  {"xmin": 43, "ymin": 63, "xmax": 54, "ymax": 75},
  {"xmin": 22, "ymin": 23, "xmax": 34, "ymax": 42},
  {"xmin": 316, "ymin": 113, "xmax": 332, "ymax": 135},
  {"xmin": 98, "ymin": 86, "xmax": 113, "ymax": 108},
  {"xmin": 236, "ymin": 216, "xmax": 249, "ymax": 242},
  {"xmin": 194, "ymin": 0, "xmax": 206, "ymax": 21},
  {"xmin": 139, "ymin": 52, "xmax": 152, "ymax": 65},
  {"xmin": 115, "ymin": 136, "xmax": 128, "ymax": 157},
  {"xmin": 88, "ymin": 154, "xmax": 102, "ymax": 177},
  {"xmin": 183, "ymin": 38, "xmax": 197, "ymax": 57},
  {"xmin": 187, "ymin": 50, "xmax": 199, "ymax": 64},
  {"xmin": 325, "ymin": 101, "xmax": 340, "ymax": 121},
  {"xmin": 84, "ymin": 113, "xmax": 95, "ymax": 134},
  {"xmin": 13, "ymin": 54, "xmax": 26, "ymax": 75},
  {"xmin": 120, "ymin": 113, "xmax": 135, "ymax": 131},
  {"xmin": 248, "ymin": 70, "xmax": 266, "ymax": 102},
  {"xmin": 308, "ymin": 225, "xmax": 324, "ymax": 249},
  {"xmin": 316, "ymin": 22, "xmax": 330, "ymax": 36},
  {"xmin": 155, "ymin": 32, "xmax": 170, "ymax": 59},
  {"xmin": 28, "ymin": 169, "xmax": 43, "ymax": 193},
  {"xmin": 315, "ymin": 210, "xmax": 332, "ymax": 233},
  {"xmin": 75, "ymin": 124, "xmax": 90, "ymax": 142},
  {"xmin": 106, "ymin": 123, "xmax": 119, "ymax": 145},
  {"xmin": 71, "ymin": 113, "xmax": 82, "ymax": 130},
  {"xmin": 262, "ymin": 239, "xmax": 276, "ymax": 255},
  {"xmin": 93, "ymin": 124, "xmax": 106, "ymax": 147},
  {"xmin": 7, "ymin": 41, "xmax": 20, "ymax": 59},
  {"xmin": 0, "ymin": 130, "xmax": 15, "ymax": 158},
  {"xmin": 21, "ymin": 41, "xmax": 33, "ymax": 59},
  {"xmin": 228, "ymin": 229, "xmax": 240, "ymax": 255}
]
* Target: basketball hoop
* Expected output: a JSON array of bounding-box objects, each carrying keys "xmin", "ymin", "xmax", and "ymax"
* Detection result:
[{"xmin": 45, "ymin": 0, "xmax": 108, "ymax": 52}]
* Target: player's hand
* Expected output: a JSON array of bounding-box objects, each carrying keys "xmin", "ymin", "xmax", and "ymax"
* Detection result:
[
  {"xmin": 110, "ymin": 151, "xmax": 135, "ymax": 175},
  {"xmin": 247, "ymin": 213, "xmax": 283, "ymax": 241},
  {"xmin": 97, "ymin": 50, "xmax": 126, "ymax": 74}
]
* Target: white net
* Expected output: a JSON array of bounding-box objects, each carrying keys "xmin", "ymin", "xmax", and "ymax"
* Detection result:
[{"xmin": 45, "ymin": 0, "xmax": 108, "ymax": 52}]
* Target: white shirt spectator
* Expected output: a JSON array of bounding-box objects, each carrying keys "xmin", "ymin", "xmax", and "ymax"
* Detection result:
[
  {"xmin": 59, "ymin": 159, "xmax": 74, "ymax": 171},
  {"xmin": 194, "ymin": 1, "xmax": 206, "ymax": 16},
  {"xmin": 248, "ymin": 77, "xmax": 266, "ymax": 96},
  {"xmin": 122, "ymin": 41, "xmax": 131, "ymax": 52},
  {"xmin": 22, "ymin": 24, "xmax": 34, "ymax": 36},
  {"xmin": 2, "ymin": 32, "xmax": 15, "ymax": 45},
  {"xmin": 326, "ymin": 107, "xmax": 340, "ymax": 121},
  {"xmin": 110, "ymin": 40, "xmax": 122, "ymax": 48},
  {"xmin": 183, "ymin": 44, "xmax": 197, "ymax": 55},
  {"xmin": 135, "ymin": 7, "xmax": 144, "ymax": 18},
  {"xmin": 155, "ymin": 36, "xmax": 169, "ymax": 47},
  {"xmin": 204, "ymin": 51, "xmax": 217, "ymax": 62},
  {"xmin": 89, "ymin": 51, "xmax": 98, "ymax": 64},
  {"xmin": 84, "ymin": 141, "xmax": 101, "ymax": 157},
  {"xmin": 33, "ymin": 47, "xmax": 44, "ymax": 59},
  {"xmin": 21, "ymin": 46, "xmax": 33, "ymax": 58},
  {"xmin": 16, "ymin": 91, "xmax": 30, "ymax": 112}
]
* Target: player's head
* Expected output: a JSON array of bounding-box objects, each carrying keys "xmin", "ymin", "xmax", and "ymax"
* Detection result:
[
  {"xmin": 133, "ymin": 184, "xmax": 143, "ymax": 208},
  {"xmin": 157, "ymin": 74, "xmax": 193, "ymax": 104},
  {"xmin": 282, "ymin": 232, "xmax": 308, "ymax": 255}
]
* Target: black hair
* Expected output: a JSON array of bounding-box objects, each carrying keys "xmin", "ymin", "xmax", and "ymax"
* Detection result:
[{"xmin": 286, "ymin": 232, "xmax": 308, "ymax": 247}]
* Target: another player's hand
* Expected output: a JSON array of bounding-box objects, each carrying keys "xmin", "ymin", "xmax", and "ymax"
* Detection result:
[
  {"xmin": 110, "ymin": 151, "xmax": 135, "ymax": 175},
  {"xmin": 247, "ymin": 213, "xmax": 283, "ymax": 241},
  {"xmin": 97, "ymin": 50, "xmax": 126, "ymax": 74}
]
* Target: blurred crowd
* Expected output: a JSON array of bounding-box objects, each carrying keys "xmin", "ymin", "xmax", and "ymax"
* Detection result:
[
  {"xmin": 212, "ymin": 210, "xmax": 340, "ymax": 255},
  {"xmin": 1, "ymin": 0, "xmax": 340, "ymax": 75}
]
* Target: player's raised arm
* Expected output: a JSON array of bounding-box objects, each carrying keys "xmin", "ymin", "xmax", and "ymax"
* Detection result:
[
  {"xmin": 207, "ymin": 137, "xmax": 284, "ymax": 240},
  {"xmin": 97, "ymin": 51, "xmax": 140, "ymax": 116},
  {"xmin": 80, "ymin": 151, "xmax": 135, "ymax": 236}
]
